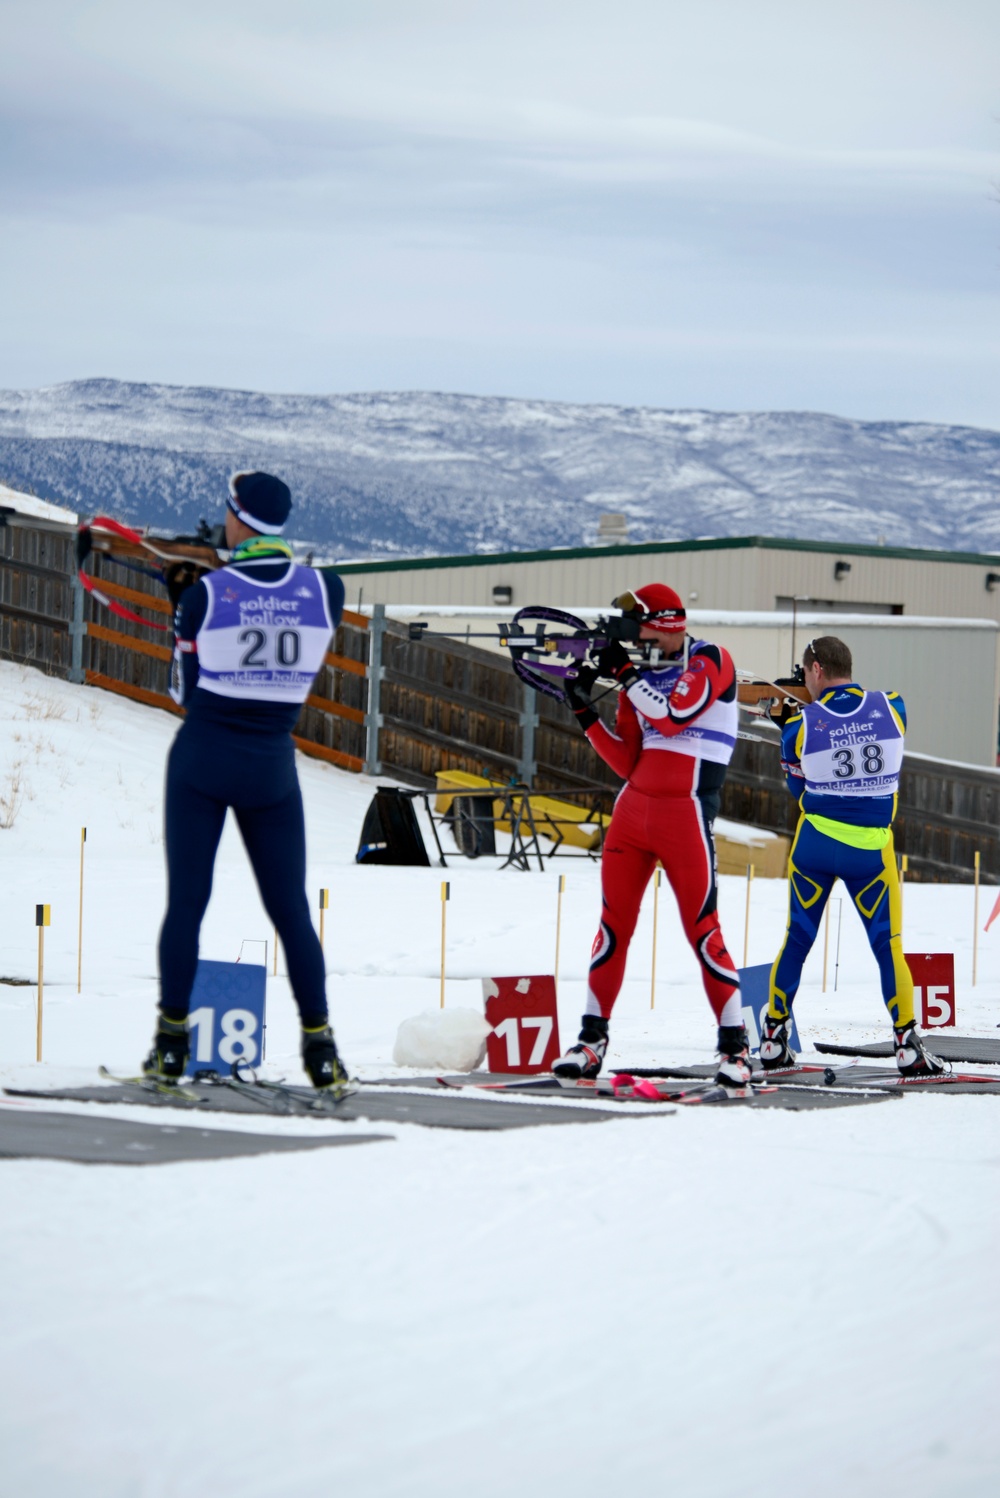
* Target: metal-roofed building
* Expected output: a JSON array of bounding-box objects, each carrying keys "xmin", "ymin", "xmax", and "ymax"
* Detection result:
[
  {"xmin": 334, "ymin": 535, "xmax": 1000, "ymax": 767},
  {"xmin": 335, "ymin": 534, "xmax": 1000, "ymax": 624}
]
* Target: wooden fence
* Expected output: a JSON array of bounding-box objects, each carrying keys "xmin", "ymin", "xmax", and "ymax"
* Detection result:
[
  {"xmin": 0, "ymin": 511, "xmax": 79, "ymax": 678},
  {"xmin": 0, "ymin": 511, "xmax": 369, "ymax": 771},
  {"xmin": 1, "ymin": 510, "xmax": 996, "ymax": 882}
]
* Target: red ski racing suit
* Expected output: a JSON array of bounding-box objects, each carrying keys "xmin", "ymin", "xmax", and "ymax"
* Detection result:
[{"xmin": 583, "ymin": 641, "xmax": 742, "ymax": 1025}]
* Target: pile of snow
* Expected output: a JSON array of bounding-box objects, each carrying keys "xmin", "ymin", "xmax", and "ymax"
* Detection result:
[{"xmin": 393, "ymin": 1007, "xmax": 490, "ymax": 1071}]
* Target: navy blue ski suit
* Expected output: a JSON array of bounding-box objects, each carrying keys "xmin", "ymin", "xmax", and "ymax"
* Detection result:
[{"xmin": 158, "ymin": 551, "xmax": 344, "ymax": 1026}]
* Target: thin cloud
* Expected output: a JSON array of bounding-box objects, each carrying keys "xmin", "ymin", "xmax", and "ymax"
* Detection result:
[{"xmin": 1, "ymin": 0, "xmax": 998, "ymax": 425}]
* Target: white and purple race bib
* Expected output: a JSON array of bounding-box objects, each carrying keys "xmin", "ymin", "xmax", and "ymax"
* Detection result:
[
  {"xmin": 195, "ymin": 565, "xmax": 334, "ymax": 704},
  {"xmin": 799, "ymin": 691, "xmax": 903, "ymax": 798}
]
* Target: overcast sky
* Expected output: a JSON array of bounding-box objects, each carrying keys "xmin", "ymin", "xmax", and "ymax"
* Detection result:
[{"xmin": 2, "ymin": 0, "xmax": 998, "ymax": 426}]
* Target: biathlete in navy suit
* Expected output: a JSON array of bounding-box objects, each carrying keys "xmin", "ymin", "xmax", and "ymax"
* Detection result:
[
  {"xmin": 759, "ymin": 635, "xmax": 945, "ymax": 1078},
  {"xmin": 553, "ymin": 584, "xmax": 751, "ymax": 1088},
  {"xmin": 143, "ymin": 471, "xmax": 349, "ymax": 1090}
]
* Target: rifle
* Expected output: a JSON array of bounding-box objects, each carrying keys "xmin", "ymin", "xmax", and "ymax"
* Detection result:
[
  {"xmin": 75, "ymin": 515, "xmax": 225, "ymax": 630},
  {"xmin": 410, "ymin": 605, "xmax": 811, "ymax": 725},
  {"xmin": 736, "ymin": 667, "xmax": 811, "ymax": 725},
  {"xmin": 408, "ymin": 606, "xmax": 649, "ymax": 699}
]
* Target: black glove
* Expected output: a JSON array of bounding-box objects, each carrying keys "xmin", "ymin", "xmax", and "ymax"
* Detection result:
[
  {"xmin": 772, "ymin": 696, "xmax": 799, "ymax": 729},
  {"xmin": 564, "ymin": 665, "xmax": 599, "ymax": 731},
  {"xmin": 595, "ymin": 639, "xmax": 638, "ymax": 686},
  {"xmin": 164, "ymin": 561, "xmax": 204, "ymax": 609}
]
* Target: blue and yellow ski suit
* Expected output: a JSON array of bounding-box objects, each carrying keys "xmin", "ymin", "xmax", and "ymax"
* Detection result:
[{"xmin": 768, "ymin": 683, "xmax": 914, "ymax": 1029}]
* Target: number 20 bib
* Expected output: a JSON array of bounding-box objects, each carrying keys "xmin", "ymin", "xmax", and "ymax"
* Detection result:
[
  {"xmin": 196, "ymin": 564, "xmax": 334, "ymax": 703},
  {"xmin": 799, "ymin": 690, "xmax": 903, "ymax": 798}
]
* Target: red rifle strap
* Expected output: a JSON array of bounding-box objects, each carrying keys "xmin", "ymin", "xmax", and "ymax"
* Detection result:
[
  {"xmin": 77, "ymin": 516, "xmax": 173, "ymax": 632},
  {"xmin": 77, "ymin": 570, "xmax": 172, "ymax": 631}
]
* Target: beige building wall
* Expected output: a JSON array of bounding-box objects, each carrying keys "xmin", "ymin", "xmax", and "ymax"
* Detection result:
[
  {"xmin": 702, "ymin": 614, "xmax": 1000, "ymax": 768},
  {"xmin": 336, "ymin": 539, "xmax": 1000, "ymax": 624}
]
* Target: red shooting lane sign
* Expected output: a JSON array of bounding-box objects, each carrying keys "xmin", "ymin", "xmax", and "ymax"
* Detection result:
[
  {"xmin": 483, "ymin": 976, "xmax": 561, "ymax": 1074},
  {"xmin": 904, "ymin": 952, "xmax": 956, "ymax": 1029}
]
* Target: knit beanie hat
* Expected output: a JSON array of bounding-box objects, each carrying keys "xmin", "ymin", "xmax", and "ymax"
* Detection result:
[{"xmin": 227, "ymin": 471, "xmax": 292, "ymax": 535}]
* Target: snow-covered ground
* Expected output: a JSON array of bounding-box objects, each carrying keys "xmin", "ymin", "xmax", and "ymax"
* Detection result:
[{"xmin": 1, "ymin": 660, "xmax": 998, "ymax": 1498}]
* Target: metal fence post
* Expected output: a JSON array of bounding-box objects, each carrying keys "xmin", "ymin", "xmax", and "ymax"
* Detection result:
[
  {"xmin": 365, "ymin": 603, "xmax": 385, "ymax": 776},
  {"xmin": 67, "ymin": 572, "xmax": 86, "ymax": 684},
  {"xmin": 518, "ymin": 681, "xmax": 537, "ymax": 786}
]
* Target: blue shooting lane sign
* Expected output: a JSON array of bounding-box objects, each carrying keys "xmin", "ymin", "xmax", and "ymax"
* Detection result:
[
  {"xmin": 738, "ymin": 963, "xmax": 802, "ymax": 1054},
  {"xmin": 185, "ymin": 960, "xmax": 267, "ymax": 1077}
]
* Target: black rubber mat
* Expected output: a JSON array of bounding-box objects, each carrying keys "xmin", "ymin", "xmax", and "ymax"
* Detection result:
[
  {"xmin": 816, "ymin": 1035, "xmax": 1000, "ymax": 1064},
  {"xmin": 346, "ymin": 1090, "xmax": 639, "ymax": 1129},
  {"xmin": 3, "ymin": 1083, "xmax": 654, "ymax": 1130},
  {"xmin": 17, "ymin": 1059, "xmax": 980, "ymax": 1126},
  {"xmin": 717, "ymin": 1087, "xmax": 894, "ymax": 1110},
  {"xmin": 0, "ymin": 1108, "xmax": 388, "ymax": 1165}
]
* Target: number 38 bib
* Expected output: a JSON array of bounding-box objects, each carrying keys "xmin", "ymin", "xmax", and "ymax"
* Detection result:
[
  {"xmin": 195, "ymin": 564, "xmax": 334, "ymax": 703},
  {"xmin": 799, "ymin": 691, "xmax": 903, "ymax": 798}
]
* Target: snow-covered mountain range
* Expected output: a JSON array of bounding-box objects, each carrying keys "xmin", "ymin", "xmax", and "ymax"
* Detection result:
[{"xmin": 0, "ymin": 379, "xmax": 997, "ymax": 559}]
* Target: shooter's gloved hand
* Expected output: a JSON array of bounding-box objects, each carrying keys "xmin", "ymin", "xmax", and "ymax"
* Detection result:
[
  {"xmin": 595, "ymin": 639, "xmax": 639, "ymax": 687},
  {"xmin": 165, "ymin": 561, "xmax": 203, "ymax": 608},
  {"xmin": 771, "ymin": 667, "xmax": 806, "ymax": 728},
  {"xmin": 564, "ymin": 665, "xmax": 600, "ymax": 731}
]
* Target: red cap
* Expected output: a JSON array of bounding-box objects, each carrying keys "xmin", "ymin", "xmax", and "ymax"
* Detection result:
[{"xmin": 615, "ymin": 583, "xmax": 686, "ymax": 636}]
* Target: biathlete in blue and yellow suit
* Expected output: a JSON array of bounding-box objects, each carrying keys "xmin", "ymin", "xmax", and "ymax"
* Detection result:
[
  {"xmin": 142, "ymin": 470, "xmax": 350, "ymax": 1090},
  {"xmin": 759, "ymin": 635, "xmax": 944, "ymax": 1078}
]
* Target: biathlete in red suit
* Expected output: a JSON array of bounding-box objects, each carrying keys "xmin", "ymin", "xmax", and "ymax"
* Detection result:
[{"xmin": 552, "ymin": 584, "xmax": 751, "ymax": 1087}]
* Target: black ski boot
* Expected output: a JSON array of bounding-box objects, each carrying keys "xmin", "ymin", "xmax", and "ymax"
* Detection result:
[
  {"xmin": 301, "ymin": 1024, "xmax": 351, "ymax": 1091},
  {"xmin": 142, "ymin": 1013, "xmax": 190, "ymax": 1081},
  {"xmin": 552, "ymin": 1014, "xmax": 609, "ymax": 1079},
  {"xmin": 894, "ymin": 1024, "xmax": 948, "ymax": 1078},
  {"xmin": 758, "ymin": 1012, "xmax": 797, "ymax": 1071},
  {"xmin": 715, "ymin": 1023, "xmax": 753, "ymax": 1088}
]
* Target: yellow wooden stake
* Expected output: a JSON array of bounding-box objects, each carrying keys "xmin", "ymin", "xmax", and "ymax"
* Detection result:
[
  {"xmin": 973, "ymin": 850, "xmax": 980, "ymax": 987},
  {"xmin": 554, "ymin": 874, "xmax": 566, "ymax": 993},
  {"xmin": 318, "ymin": 887, "xmax": 329, "ymax": 951},
  {"xmin": 822, "ymin": 897, "xmax": 831, "ymax": 993},
  {"xmin": 743, "ymin": 864, "xmax": 755, "ymax": 968},
  {"xmin": 77, "ymin": 827, "xmax": 86, "ymax": 994},
  {"xmin": 36, "ymin": 903, "xmax": 50, "ymax": 1062},
  {"xmin": 650, "ymin": 867, "xmax": 662, "ymax": 1009},
  {"xmin": 440, "ymin": 881, "xmax": 450, "ymax": 1007}
]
